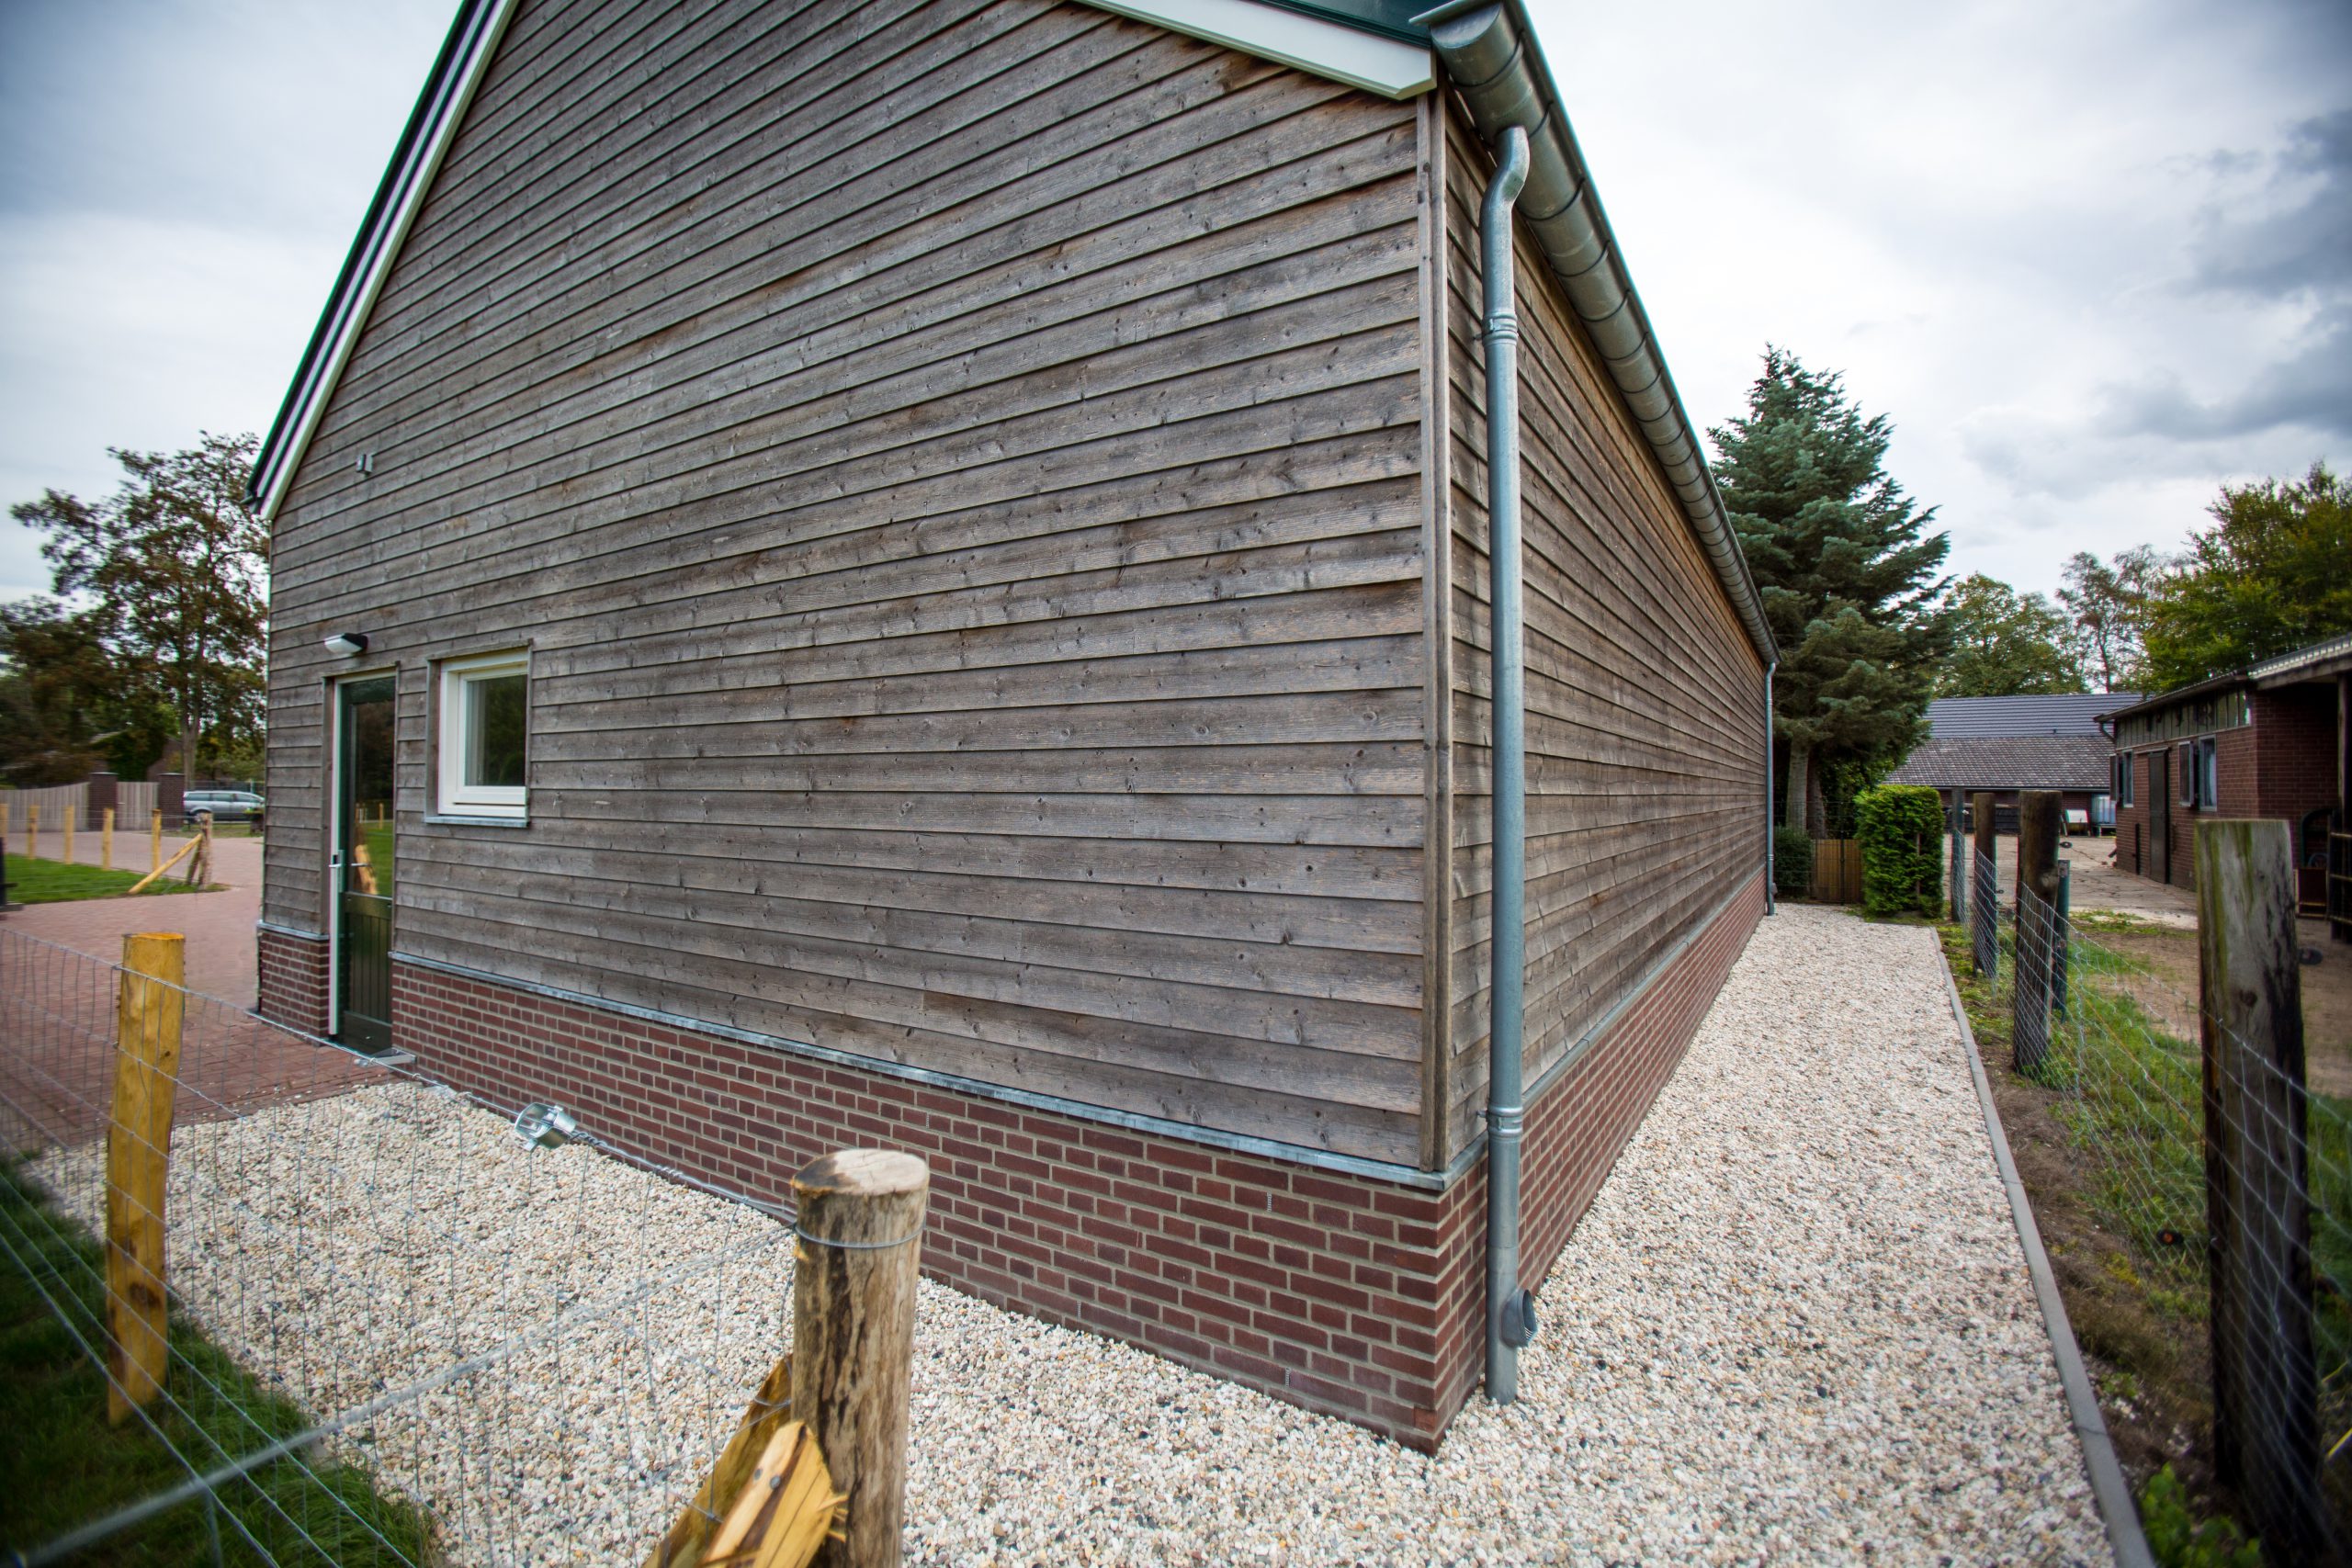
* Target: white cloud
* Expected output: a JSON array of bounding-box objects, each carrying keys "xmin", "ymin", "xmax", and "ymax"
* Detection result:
[
  {"xmin": 0, "ymin": 0, "xmax": 2346, "ymax": 607},
  {"xmin": 1528, "ymin": 0, "xmax": 2352, "ymax": 593},
  {"xmin": 0, "ymin": 0, "xmax": 450, "ymax": 598}
]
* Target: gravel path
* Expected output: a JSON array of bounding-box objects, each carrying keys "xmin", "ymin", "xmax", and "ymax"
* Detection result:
[{"xmin": 28, "ymin": 904, "xmax": 2109, "ymax": 1564}]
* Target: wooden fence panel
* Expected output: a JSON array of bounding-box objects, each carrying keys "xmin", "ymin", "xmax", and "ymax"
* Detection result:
[{"xmin": 1808, "ymin": 839, "xmax": 1861, "ymax": 905}]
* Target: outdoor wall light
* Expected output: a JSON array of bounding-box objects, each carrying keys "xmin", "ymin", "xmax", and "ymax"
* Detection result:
[{"xmin": 323, "ymin": 631, "xmax": 369, "ymax": 657}]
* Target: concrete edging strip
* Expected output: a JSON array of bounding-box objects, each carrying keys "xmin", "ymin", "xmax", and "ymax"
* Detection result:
[{"xmin": 1937, "ymin": 945, "xmax": 2156, "ymax": 1568}]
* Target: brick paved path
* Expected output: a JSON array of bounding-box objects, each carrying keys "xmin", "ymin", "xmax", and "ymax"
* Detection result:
[{"xmin": 3, "ymin": 833, "xmax": 264, "ymax": 1000}]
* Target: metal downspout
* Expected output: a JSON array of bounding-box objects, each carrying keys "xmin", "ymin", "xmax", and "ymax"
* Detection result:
[
  {"xmin": 1481, "ymin": 123, "xmax": 1535, "ymax": 1404},
  {"xmin": 1765, "ymin": 660, "xmax": 1777, "ymax": 915}
]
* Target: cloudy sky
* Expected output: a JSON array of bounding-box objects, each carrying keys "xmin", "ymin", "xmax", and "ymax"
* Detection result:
[{"xmin": 2, "ymin": 0, "xmax": 2346, "ymax": 606}]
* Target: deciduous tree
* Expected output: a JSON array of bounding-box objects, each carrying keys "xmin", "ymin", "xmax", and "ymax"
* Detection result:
[
  {"xmin": 2140, "ymin": 462, "xmax": 2352, "ymax": 690},
  {"xmin": 10, "ymin": 432, "xmax": 266, "ymax": 779},
  {"xmin": 1937, "ymin": 574, "xmax": 2085, "ymax": 697},
  {"xmin": 2057, "ymin": 547, "xmax": 2159, "ymax": 694}
]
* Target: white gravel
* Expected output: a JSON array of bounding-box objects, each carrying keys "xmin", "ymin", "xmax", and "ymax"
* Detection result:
[{"xmin": 32, "ymin": 903, "xmax": 2109, "ymax": 1565}]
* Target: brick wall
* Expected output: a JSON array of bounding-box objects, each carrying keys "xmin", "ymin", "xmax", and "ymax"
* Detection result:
[
  {"xmin": 256, "ymin": 925, "xmax": 329, "ymax": 1033},
  {"xmin": 2253, "ymin": 686, "xmax": 2340, "ymax": 828},
  {"xmin": 2112, "ymin": 692, "xmax": 2339, "ymax": 893},
  {"xmin": 255, "ymin": 874, "xmax": 1762, "ymax": 1447}
]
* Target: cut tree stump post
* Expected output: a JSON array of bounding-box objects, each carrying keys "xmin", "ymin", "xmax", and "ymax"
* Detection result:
[
  {"xmin": 107, "ymin": 931, "xmax": 185, "ymax": 1423},
  {"xmin": 1972, "ymin": 792, "xmax": 1998, "ymax": 977},
  {"xmin": 2198, "ymin": 818, "xmax": 2323, "ymax": 1564},
  {"xmin": 791, "ymin": 1149, "xmax": 928, "ymax": 1568},
  {"xmin": 2013, "ymin": 792, "xmax": 2061, "ymax": 1076}
]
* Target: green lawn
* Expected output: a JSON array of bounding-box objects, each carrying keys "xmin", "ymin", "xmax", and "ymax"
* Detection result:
[
  {"xmin": 1, "ymin": 856, "xmax": 211, "ymax": 904},
  {"xmin": 0, "ymin": 1162, "xmax": 433, "ymax": 1563}
]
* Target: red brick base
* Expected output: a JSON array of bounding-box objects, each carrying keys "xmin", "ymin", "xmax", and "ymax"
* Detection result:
[
  {"xmin": 256, "ymin": 924, "xmax": 330, "ymax": 1034},
  {"xmin": 257, "ymin": 873, "xmax": 1762, "ymax": 1447}
]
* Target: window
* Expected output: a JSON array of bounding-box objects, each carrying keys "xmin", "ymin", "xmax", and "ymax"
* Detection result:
[
  {"xmin": 2179, "ymin": 736, "xmax": 2218, "ymax": 811},
  {"xmin": 2114, "ymin": 751, "xmax": 2134, "ymax": 808},
  {"xmin": 437, "ymin": 650, "xmax": 529, "ymax": 818}
]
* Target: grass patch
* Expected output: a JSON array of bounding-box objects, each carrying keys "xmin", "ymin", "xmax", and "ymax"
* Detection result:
[
  {"xmin": 0, "ymin": 1160, "xmax": 432, "ymax": 1563},
  {"xmin": 1, "ymin": 856, "xmax": 214, "ymax": 904},
  {"xmin": 1939, "ymin": 915, "xmax": 2352, "ymax": 1550}
]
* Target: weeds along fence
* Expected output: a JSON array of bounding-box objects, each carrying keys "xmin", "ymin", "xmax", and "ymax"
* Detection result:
[
  {"xmin": 1965, "ymin": 824, "xmax": 2346, "ymax": 1564},
  {"xmin": 0, "ymin": 926, "xmax": 803, "ymax": 1566}
]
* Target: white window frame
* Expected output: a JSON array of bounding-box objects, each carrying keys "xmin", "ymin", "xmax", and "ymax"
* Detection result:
[{"xmin": 436, "ymin": 649, "xmax": 530, "ymax": 819}]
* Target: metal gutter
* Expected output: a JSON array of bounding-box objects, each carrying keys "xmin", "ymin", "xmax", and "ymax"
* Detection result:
[
  {"xmin": 1410, "ymin": 0, "xmax": 1776, "ymax": 669},
  {"xmin": 246, "ymin": 0, "xmax": 520, "ymax": 518}
]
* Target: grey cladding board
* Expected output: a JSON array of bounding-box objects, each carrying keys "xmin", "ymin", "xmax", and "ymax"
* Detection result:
[
  {"xmin": 265, "ymin": 0, "xmax": 1431, "ymax": 1163},
  {"xmin": 1436, "ymin": 101, "xmax": 1766, "ymax": 1161}
]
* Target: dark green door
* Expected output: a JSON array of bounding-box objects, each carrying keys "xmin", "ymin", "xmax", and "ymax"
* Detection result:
[{"xmin": 334, "ymin": 676, "xmax": 396, "ymax": 1053}]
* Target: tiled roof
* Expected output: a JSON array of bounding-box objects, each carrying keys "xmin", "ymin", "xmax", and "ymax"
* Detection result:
[
  {"xmin": 1885, "ymin": 736, "xmax": 2114, "ymax": 792},
  {"xmin": 1925, "ymin": 694, "xmax": 2138, "ymax": 739}
]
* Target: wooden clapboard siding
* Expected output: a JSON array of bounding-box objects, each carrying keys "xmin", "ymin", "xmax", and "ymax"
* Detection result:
[
  {"xmin": 264, "ymin": 0, "xmax": 1432, "ymax": 1162},
  {"xmin": 1436, "ymin": 101, "xmax": 1767, "ymax": 1161}
]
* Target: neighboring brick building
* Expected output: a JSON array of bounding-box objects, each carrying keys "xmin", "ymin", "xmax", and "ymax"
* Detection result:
[{"xmin": 2105, "ymin": 633, "xmax": 2350, "ymax": 926}]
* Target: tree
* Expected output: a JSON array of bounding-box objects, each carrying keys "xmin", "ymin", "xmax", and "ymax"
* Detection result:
[
  {"xmin": 10, "ymin": 432, "xmax": 267, "ymax": 779},
  {"xmin": 2057, "ymin": 547, "xmax": 2160, "ymax": 694},
  {"xmin": 1936, "ymin": 574, "xmax": 2086, "ymax": 697},
  {"xmin": 2139, "ymin": 462, "xmax": 2352, "ymax": 691},
  {"xmin": 0, "ymin": 598, "xmax": 176, "ymax": 784},
  {"xmin": 1713, "ymin": 349, "xmax": 1951, "ymax": 830}
]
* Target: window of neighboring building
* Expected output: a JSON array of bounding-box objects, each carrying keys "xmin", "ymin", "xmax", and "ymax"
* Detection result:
[
  {"xmin": 437, "ymin": 650, "xmax": 529, "ymax": 818},
  {"xmin": 2178, "ymin": 735, "xmax": 2218, "ymax": 811},
  {"xmin": 2115, "ymin": 751, "xmax": 2135, "ymax": 807}
]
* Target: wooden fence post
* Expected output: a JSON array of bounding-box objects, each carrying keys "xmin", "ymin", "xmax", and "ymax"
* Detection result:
[
  {"xmin": 792, "ymin": 1149, "xmax": 928, "ymax": 1568},
  {"xmin": 27, "ymin": 802, "xmax": 38, "ymax": 860},
  {"xmin": 1972, "ymin": 792, "xmax": 1998, "ymax": 976},
  {"xmin": 62, "ymin": 807, "xmax": 74, "ymax": 866},
  {"xmin": 103, "ymin": 807, "xmax": 115, "ymax": 871},
  {"xmin": 150, "ymin": 808, "xmax": 162, "ymax": 874},
  {"xmin": 1948, "ymin": 787, "xmax": 1966, "ymax": 924},
  {"xmin": 2198, "ymin": 819, "xmax": 2323, "ymax": 1562},
  {"xmin": 107, "ymin": 931, "xmax": 185, "ymax": 1424},
  {"xmin": 2013, "ymin": 792, "xmax": 2061, "ymax": 1075}
]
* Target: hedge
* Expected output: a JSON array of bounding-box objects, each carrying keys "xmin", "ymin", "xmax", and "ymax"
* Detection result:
[
  {"xmin": 1855, "ymin": 784, "xmax": 1945, "ymax": 917},
  {"xmin": 1773, "ymin": 826, "xmax": 1813, "ymax": 899}
]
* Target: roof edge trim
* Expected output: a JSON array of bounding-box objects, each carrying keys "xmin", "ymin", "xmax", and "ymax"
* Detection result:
[
  {"xmin": 248, "ymin": 0, "xmax": 521, "ymax": 520},
  {"xmin": 1412, "ymin": 0, "xmax": 1777, "ymax": 665},
  {"xmin": 1077, "ymin": 0, "xmax": 1434, "ymax": 97}
]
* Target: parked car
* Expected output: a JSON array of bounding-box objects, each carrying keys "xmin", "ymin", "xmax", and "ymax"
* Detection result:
[{"xmin": 185, "ymin": 789, "xmax": 265, "ymax": 826}]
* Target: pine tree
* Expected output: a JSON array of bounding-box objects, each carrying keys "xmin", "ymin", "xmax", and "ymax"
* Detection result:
[{"xmin": 1712, "ymin": 349, "xmax": 1951, "ymax": 829}]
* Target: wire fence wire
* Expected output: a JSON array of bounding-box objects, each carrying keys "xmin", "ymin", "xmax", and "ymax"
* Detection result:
[
  {"xmin": 1973, "ymin": 875, "xmax": 2348, "ymax": 1562},
  {"xmin": 0, "ymin": 927, "xmax": 797, "ymax": 1566}
]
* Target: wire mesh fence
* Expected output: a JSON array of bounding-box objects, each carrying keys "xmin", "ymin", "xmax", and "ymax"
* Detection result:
[
  {"xmin": 1967, "ymin": 863, "xmax": 2346, "ymax": 1562},
  {"xmin": 0, "ymin": 927, "xmax": 797, "ymax": 1566}
]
